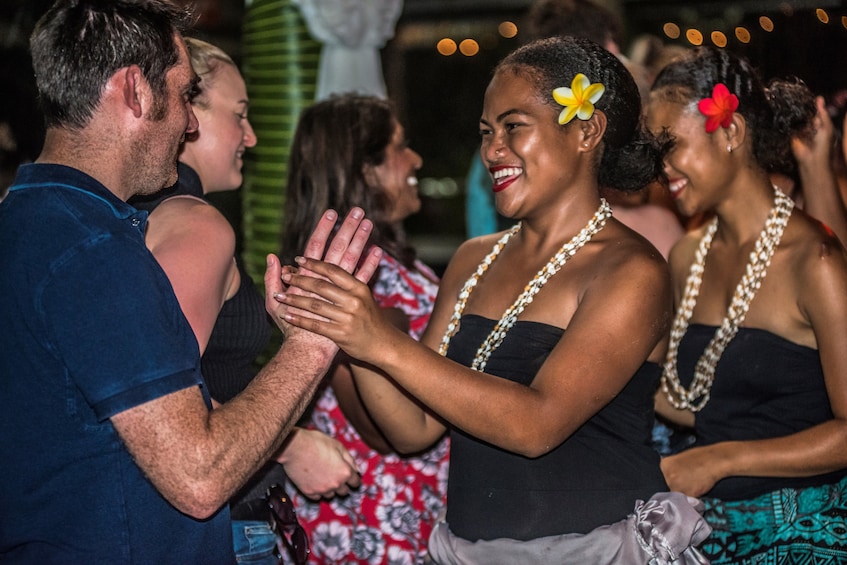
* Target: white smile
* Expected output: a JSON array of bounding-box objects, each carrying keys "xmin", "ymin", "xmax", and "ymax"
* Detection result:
[
  {"xmin": 493, "ymin": 167, "xmax": 522, "ymax": 181},
  {"xmin": 668, "ymin": 178, "xmax": 687, "ymax": 196}
]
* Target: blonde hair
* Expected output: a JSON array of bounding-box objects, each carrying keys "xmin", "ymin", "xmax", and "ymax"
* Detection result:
[{"xmin": 184, "ymin": 37, "xmax": 236, "ymax": 108}]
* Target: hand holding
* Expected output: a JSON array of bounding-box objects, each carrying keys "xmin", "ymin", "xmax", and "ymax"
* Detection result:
[
  {"xmin": 265, "ymin": 208, "xmax": 381, "ymax": 334},
  {"xmin": 277, "ymin": 427, "xmax": 361, "ymax": 500},
  {"xmin": 279, "ymin": 257, "xmax": 398, "ymax": 364},
  {"xmin": 300, "ymin": 207, "xmax": 382, "ymax": 282}
]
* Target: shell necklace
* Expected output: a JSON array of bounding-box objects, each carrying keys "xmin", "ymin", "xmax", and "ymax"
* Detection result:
[
  {"xmin": 438, "ymin": 199, "xmax": 612, "ymax": 372},
  {"xmin": 661, "ymin": 187, "xmax": 794, "ymax": 411}
]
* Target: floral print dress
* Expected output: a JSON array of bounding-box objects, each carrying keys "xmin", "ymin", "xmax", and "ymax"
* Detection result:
[{"xmin": 286, "ymin": 254, "xmax": 450, "ymax": 565}]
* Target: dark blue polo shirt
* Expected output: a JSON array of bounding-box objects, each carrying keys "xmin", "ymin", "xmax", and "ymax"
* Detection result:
[{"xmin": 0, "ymin": 164, "xmax": 235, "ymax": 563}]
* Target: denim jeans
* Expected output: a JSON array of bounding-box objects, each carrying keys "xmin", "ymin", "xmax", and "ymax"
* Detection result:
[{"xmin": 232, "ymin": 520, "xmax": 279, "ymax": 564}]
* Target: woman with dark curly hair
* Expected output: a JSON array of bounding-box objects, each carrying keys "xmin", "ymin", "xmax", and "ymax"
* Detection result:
[
  {"xmin": 280, "ymin": 93, "xmax": 449, "ymax": 564},
  {"xmin": 277, "ymin": 37, "xmax": 710, "ymax": 563},
  {"xmin": 648, "ymin": 46, "xmax": 847, "ymax": 563}
]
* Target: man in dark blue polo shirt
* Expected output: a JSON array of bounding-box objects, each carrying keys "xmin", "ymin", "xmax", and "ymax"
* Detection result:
[{"xmin": 0, "ymin": 1, "xmax": 380, "ymax": 563}]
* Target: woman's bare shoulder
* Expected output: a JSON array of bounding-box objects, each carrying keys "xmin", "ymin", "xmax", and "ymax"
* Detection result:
[
  {"xmin": 782, "ymin": 209, "xmax": 847, "ymax": 282},
  {"xmin": 602, "ymin": 219, "xmax": 672, "ymax": 274},
  {"xmin": 145, "ymin": 196, "xmax": 235, "ymax": 254}
]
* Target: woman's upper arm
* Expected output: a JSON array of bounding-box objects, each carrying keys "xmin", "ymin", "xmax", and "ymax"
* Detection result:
[
  {"xmin": 526, "ymin": 251, "xmax": 672, "ymax": 449},
  {"xmin": 145, "ymin": 199, "xmax": 237, "ymax": 352},
  {"xmin": 800, "ymin": 241, "xmax": 847, "ymax": 419}
]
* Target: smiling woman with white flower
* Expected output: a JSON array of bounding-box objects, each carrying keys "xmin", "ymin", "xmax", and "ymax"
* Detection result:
[{"xmin": 277, "ymin": 37, "xmax": 710, "ymax": 563}]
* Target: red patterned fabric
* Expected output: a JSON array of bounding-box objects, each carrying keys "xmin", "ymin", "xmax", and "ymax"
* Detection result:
[{"xmin": 286, "ymin": 254, "xmax": 449, "ymax": 564}]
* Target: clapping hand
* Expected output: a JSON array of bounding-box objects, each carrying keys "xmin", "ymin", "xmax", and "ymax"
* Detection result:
[{"xmin": 265, "ymin": 208, "xmax": 382, "ymax": 335}]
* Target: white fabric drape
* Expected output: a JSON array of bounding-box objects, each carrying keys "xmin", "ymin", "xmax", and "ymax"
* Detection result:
[{"xmin": 293, "ymin": 0, "xmax": 403, "ymax": 100}]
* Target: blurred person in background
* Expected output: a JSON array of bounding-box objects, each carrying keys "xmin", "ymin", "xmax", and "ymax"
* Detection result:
[{"xmin": 280, "ymin": 93, "xmax": 449, "ymax": 564}]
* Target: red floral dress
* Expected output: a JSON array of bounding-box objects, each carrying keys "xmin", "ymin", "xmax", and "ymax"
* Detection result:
[{"xmin": 286, "ymin": 254, "xmax": 449, "ymax": 564}]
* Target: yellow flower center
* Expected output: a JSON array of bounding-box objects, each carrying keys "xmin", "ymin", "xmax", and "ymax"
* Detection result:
[{"xmin": 552, "ymin": 73, "xmax": 605, "ymax": 125}]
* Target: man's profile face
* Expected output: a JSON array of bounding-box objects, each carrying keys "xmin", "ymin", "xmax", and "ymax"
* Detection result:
[{"xmin": 133, "ymin": 34, "xmax": 198, "ymax": 196}]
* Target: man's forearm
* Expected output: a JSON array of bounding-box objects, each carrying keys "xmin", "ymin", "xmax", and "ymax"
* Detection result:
[{"xmin": 206, "ymin": 331, "xmax": 337, "ymax": 494}]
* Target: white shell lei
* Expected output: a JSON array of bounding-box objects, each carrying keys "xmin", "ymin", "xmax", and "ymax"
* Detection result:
[
  {"xmin": 661, "ymin": 187, "xmax": 794, "ymax": 411},
  {"xmin": 438, "ymin": 199, "xmax": 612, "ymax": 372}
]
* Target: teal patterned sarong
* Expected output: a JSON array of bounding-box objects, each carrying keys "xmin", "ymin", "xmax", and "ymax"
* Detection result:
[{"xmin": 701, "ymin": 475, "xmax": 847, "ymax": 564}]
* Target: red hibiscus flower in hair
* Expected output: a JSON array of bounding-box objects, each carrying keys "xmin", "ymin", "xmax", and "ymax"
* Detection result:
[{"xmin": 698, "ymin": 83, "xmax": 739, "ymax": 133}]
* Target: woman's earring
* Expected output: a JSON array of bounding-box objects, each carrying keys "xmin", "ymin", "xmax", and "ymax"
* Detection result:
[{"xmin": 727, "ymin": 144, "xmax": 733, "ymax": 153}]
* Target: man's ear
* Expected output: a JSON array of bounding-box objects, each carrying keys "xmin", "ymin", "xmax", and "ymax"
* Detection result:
[
  {"xmin": 579, "ymin": 110, "xmax": 607, "ymax": 152},
  {"xmin": 114, "ymin": 65, "xmax": 150, "ymax": 119}
]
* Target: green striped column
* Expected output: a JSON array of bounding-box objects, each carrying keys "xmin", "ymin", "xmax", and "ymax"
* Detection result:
[{"xmin": 241, "ymin": 0, "xmax": 320, "ymax": 282}]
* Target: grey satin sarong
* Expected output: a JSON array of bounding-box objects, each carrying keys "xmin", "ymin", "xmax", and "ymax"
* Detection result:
[{"xmin": 428, "ymin": 492, "xmax": 711, "ymax": 565}]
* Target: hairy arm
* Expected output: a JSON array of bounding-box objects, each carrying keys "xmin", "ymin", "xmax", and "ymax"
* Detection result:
[{"xmin": 111, "ymin": 208, "xmax": 380, "ymax": 518}]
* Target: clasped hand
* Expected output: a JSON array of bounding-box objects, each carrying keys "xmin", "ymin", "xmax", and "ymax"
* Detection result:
[
  {"xmin": 264, "ymin": 207, "xmax": 382, "ymax": 339},
  {"xmin": 277, "ymin": 254, "xmax": 397, "ymax": 365}
]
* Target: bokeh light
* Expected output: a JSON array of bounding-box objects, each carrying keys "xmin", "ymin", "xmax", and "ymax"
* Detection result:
[
  {"xmin": 711, "ymin": 31, "xmax": 727, "ymax": 47},
  {"xmin": 436, "ymin": 38, "xmax": 457, "ymax": 56},
  {"xmin": 498, "ymin": 21, "xmax": 518, "ymax": 39},
  {"xmin": 685, "ymin": 28, "xmax": 704, "ymax": 45},
  {"xmin": 735, "ymin": 27, "xmax": 751, "ymax": 43},
  {"xmin": 459, "ymin": 39, "xmax": 480, "ymax": 57},
  {"xmin": 816, "ymin": 9, "xmax": 829, "ymax": 24},
  {"xmin": 663, "ymin": 22, "xmax": 681, "ymax": 39},
  {"xmin": 759, "ymin": 16, "xmax": 774, "ymax": 32}
]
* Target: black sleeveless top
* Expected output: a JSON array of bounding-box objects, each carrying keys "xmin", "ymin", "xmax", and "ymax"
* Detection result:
[
  {"xmin": 678, "ymin": 323, "xmax": 845, "ymax": 500},
  {"xmin": 201, "ymin": 260, "xmax": 272, "ymax": 403},
  {"xmin": 444, "ymin": 315, "xmax": 667, "ymax": 541}
]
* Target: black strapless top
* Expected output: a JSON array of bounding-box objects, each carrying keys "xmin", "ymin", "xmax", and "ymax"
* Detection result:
[
  {"xmin": 678, "ymin": 323, "xmax": 844, "ymax": 499},
  {"xmin": 445, "ymin": 315, "xmax": 667, "ymax": 541}
]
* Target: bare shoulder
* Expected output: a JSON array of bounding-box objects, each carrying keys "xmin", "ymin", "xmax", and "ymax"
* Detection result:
[
  {"xmin": 769, "ymin": 210, "xmax": 847, "ymax": 342},
  {"xmin": 439, "ymin": 230, "xmax": 515, "ymax": 291},
  {"xmin": 599, "ymin": 219, "xmax": 671, "ymax": 283},
  {"xmin": 146, "ymin": 195, "xmax": 235, "ymax": 253},
  {"xmin": 783, "ymin": 209, "xmax": 847, "ymax": 287},
  {"xmin": 573, "ymin": 220, "xmax": 673, "ymax": 359},
  {"xmin": 148, "ymin": 195, "xmax": 228, "ymax": 229}
]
